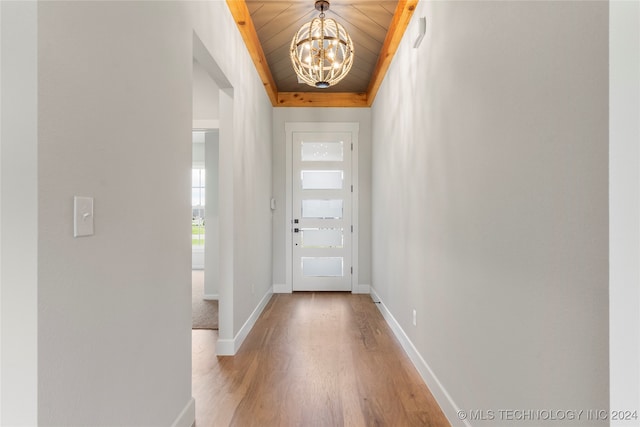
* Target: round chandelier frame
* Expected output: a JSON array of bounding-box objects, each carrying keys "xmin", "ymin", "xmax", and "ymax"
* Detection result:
[{"xmin": 290, "ymin": 0, "xmax": 354, "ymax": 89}]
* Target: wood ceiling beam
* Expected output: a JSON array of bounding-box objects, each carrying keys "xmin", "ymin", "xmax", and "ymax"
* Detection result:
[
  {"xmin": 227, "ymin": 0, "xmax": 417, "ymax": 108},
  {"xmin": 365, "ymin": 0, "xmax": 418, "ymax": 105},
  {"xmin": 278, "ymin": 92, "xmax": 368, "ymax": 108},
  {"xmin": 226, "ymin": 0, "xmax": 278, "ymax": 105}
]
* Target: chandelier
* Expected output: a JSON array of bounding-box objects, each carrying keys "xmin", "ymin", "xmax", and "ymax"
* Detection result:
[{"xmin": 290, "ymin": 0, "xmax": 354, "ymax": 89}]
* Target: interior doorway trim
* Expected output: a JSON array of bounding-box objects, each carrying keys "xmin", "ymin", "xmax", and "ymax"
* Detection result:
[{"xmin": 284, "ymin": 122, "xmax": 360, "ymax": 293}]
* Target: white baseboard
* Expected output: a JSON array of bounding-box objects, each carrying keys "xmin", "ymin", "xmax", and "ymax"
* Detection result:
[
  {"xmin": 369, "ymin": 287, "xmax": 470, "ymax": 427},
  {"xmin": 215, "ymin": 338, "xmax": 234, "ymax": 356},
  {"xmin": 352, "ymin": 283, "xmax": 370, "ymax": 294},
  {"xmin": 216, "ymin": 288, "xmax": 273, "ymax": 356},
  {"xmin": 272, "ymin": 283, "xmax": 291, "ymax": 293},
  {"xmin": 203, "ymin": 293, "xmax": 218, "ymax": 300},
  {"xmin": 171, "ymin": 397, "xmax": 195, "ymax": 427}
]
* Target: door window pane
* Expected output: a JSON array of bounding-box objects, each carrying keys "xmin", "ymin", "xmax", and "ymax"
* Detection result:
[
  {"xmin": 192, "ymin": 169, "xmax": 206, "ymax": 206},
  {"xmin": 192, "ymin": 188, "xmax": 205, "ymax": 206},
  {"xmin": 301, "ymin": 228, "xmax": 343, "ymax": 248},
  {"xmin": 302, "ymin": 199, "xmax": 343, "ymax": 219},
  {"xmin": 192, "ymin": 169, "xmax": 205, "ymax": 188},
  {"xmin": 302, "ymin": 257, "xmax": 343, "ymax": 277},
  {"xmin": 301, "ymin": 142, "xmax": 343, "ymax": 161},
  {"xmin": 301, "ymin": 170, "xmax": 343, "ymax": 190}
]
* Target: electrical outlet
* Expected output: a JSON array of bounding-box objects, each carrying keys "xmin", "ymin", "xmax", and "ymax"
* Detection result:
[{"xmin": 412, "ymin": 309, "xmax": 417, "ymax": 326}]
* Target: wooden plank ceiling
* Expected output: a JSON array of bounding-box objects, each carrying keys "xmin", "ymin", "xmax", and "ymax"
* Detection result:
[{"xmin": 227, "ymin": 0, "xmax": 417, "ymax": 107}]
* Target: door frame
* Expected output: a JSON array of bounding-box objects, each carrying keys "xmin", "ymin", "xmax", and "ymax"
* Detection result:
[{"xmin": 284, "ymin": 122, "xmax": 360, "ymax": 293}]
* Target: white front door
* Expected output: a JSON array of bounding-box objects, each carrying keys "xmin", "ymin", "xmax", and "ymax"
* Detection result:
[{"xmin": 292, "ymin": 131, "xmax": 352, "ymax": 291}]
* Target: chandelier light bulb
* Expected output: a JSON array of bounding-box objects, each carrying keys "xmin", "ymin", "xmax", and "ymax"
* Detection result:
[{"xmin": 290, "ymin": 0, "xmax": 354, "ymax": 89}]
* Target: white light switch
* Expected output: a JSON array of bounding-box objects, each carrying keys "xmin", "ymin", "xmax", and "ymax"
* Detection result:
[{"xmin": 74, "ymin": 196, "xmax": 94, "ymax": 237}]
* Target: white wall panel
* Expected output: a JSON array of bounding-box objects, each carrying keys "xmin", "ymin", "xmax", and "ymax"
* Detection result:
[
  {"xmin": 0, "ymin": 1, "xmax": 38, "ymax": 424},
  {"xmin": 31, "ymin": 0, "xmax": 273, "ymax": 424},
  {"xmin": 610, "ymin": 0, "xmax": 640, "ymax": 422},
  {"xmin": 371, "ymin": 1, "xmax": 609, "ymax": 425}
]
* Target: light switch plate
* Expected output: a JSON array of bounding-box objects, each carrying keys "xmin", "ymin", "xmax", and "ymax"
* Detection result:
[{"xmin": 74, "ymin": 196, "xmax": 94, "ymax": 237}]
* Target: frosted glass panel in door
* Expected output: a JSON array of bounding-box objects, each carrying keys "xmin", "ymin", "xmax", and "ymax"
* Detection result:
[
  {"xmin": 301, "ymin": 142, "xmax": 343, "ymax": 161},
  {"xmin": 302, "ymin": 199, "xmax": 343, "ymax": 219},
  {"xmin": 302, "ymin": 257, "xmax": 343, "ymax": 277},
  {"xmin": 301, "ymin": 170, "xmax": 343, "ymax": 190},
  {"xmin": 301, "ymin": 228, "xmax": 343, "ymax": 248}
]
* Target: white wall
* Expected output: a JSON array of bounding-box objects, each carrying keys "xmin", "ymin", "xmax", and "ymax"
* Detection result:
[
  {"xmin": 192, "ymin": 134, "xmax": 206, "ymax": 166},
  {"xmin": 217, "ymin": 87, "xmax": 235, "ymax": 348},
  {"xmin": 610, "ymin": 0, "xmax": 640, "ymax": 422},
  {"xmin": 37, "ymin": 2, "xmax": 194, "ymax": 424},
  {"xmin": 371, "ymin": 1, "xmax": 609, "ymax": 425},
  {"xmin": 1, "ymin": 1, "xmax": 273, "ymax": 425},
  {"xmin": 192, "ymin": 59, "xmax": 219, "ymax": 122},
  {"xmin": 272, "ymin": 108, "xmax": 372, "ymax": 290},
  {"xmin": 0, "ymin": 1, "xmax": 38, "ymax": 424}
]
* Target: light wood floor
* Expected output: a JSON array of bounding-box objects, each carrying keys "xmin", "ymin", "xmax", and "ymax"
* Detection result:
[{"xmin": 192, "ymin": 292, "xmax": 450, "ymax": 427}]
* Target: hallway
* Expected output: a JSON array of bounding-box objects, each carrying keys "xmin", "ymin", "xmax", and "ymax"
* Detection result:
[
  {"xmin": 192, "ymin": 293, "xmax": 449, "ymax": 426},
  {"xmin": 2, "ymin": 1, "xmax": 635, "ymax": 425}
]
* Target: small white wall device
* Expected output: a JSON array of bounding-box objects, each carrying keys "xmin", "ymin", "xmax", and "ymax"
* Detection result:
[
  {"xmin": 74, "ymin": 196, "xmax": 94, "ymax": 237},
  {"xmin": 414, "ymin": 17, "xmax": 426, "ymax": 49}
]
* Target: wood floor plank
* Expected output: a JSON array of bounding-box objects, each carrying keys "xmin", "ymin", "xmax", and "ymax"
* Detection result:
[{"xmin": 192, "ymin": 293, "xmax": 450, "ymax": 427}]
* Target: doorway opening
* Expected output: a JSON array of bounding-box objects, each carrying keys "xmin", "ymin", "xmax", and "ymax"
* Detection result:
[{"xmin": 192, "ymin": 32, "xmax": 234, "ymax": 353}]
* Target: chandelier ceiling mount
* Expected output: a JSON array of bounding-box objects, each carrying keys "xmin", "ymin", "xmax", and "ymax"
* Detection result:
[{"xmin": 315, "ymin": 0, "xmax": 330, "ymax": 13}]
